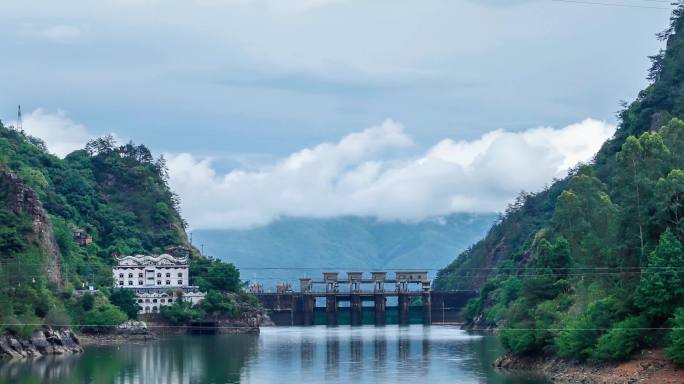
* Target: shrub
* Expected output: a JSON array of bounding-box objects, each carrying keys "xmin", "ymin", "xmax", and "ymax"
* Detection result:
[
  {"xmin": 109, "ymin": 289, "xmax": 139, "ymax": 319},
  {"xmin": 666, "ymin": 308, "xmax": 684, "ymax": 364},
  {"xmin": 555, "ymin": 298, "xmax": 621, "ymax": 359},
  {"xmin": 82, "ymin": 304, "xmax": 127, "ymax": 333},
  {"xmin": 160, "ymin": 301, "xmax": 203, "ymax": 324},
  {"xmin": 593, "ymin": 316, "xmax": 650, "ymax": 360},
  {"xmin": 500, "ymin": 325, "xmax": 537, "ymax": 354}
]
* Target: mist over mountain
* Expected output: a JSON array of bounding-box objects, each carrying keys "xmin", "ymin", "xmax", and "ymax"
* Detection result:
[{"xmin": 192, "ymin": 213, "xmax": 496, "ymax": 288}]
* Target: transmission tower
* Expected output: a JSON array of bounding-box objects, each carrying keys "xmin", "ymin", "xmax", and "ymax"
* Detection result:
[{"xmin": 17, "ymin": 105, "xmax": 23, "ymax": 132}]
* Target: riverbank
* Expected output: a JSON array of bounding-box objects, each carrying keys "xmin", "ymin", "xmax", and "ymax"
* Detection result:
[
  {"xmin": 0, "ymin": 327, "xmax": 82, "ymax": 359},
  {"xmin": 494, "ymin": 349, "xmax": 684, "ymax": 383},
  {"xmin": 78, "ymin": 317, "xmax": 261, "ymax": 346}
]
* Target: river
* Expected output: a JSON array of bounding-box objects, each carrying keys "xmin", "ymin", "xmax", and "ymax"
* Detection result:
[{"xmin": 0, "ymin": 325, "xmax": 549, "ymax": 383}]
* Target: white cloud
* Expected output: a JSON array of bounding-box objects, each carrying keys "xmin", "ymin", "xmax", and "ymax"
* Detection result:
[
  {"xmin": 19, "ymin": 109, "xmax": 93, "ymax": 157},
  {"xmin": 41, "ymin": 25, "xmax": 82, "ymax": 43},
  {"xmin": 167, "ymin": 118, "xmax": 615, "ymax": 229},
  {"xmin": 10, "ymin": 108, "xmax": 123, "ymax": 158}
]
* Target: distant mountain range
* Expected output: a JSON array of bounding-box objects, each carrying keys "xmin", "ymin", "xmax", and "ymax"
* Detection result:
[{"xmin": 192, "ymin": 214, "xmax": 496, "ymax": 288}]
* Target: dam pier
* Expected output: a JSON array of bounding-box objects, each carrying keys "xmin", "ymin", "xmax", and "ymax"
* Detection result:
[{"xmin": 253, "ymin": 271, "xmax": 477, "ymax": 326}]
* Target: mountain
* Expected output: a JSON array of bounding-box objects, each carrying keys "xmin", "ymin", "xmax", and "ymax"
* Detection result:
[
  {"xmin": 434, "ymin": 5, "xmax": 684, "ymax": 362},
  {"xmin": 0, "ymin": 126, "xmax": 193, "ymax": 330},
  {"xmin": 192, "ymin": 214, "xmax": 496, "ymax": 287}
]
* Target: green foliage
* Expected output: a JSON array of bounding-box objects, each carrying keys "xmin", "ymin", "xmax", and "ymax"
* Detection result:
[
  {"xmin": 109, "ymin": 289, "xmax": 139, "ymax": 319},
  {"xmin": 463, "ymin": 298, "xmax": 481, "ymax": 323},
  {"xmin": 555, "ymin": 298, "xmax": 623, "ymax": 360},
  {"xmin": 593, "ymin": 316, "xmax": 651, "ymax": 360},
  {"xmin": 191, "ymin": 258, "xmax": 241, "ymax": 292},
  {"xmin": 82, "ymin": 303, "xmax": 127, "ymax": 333},
  {"xmin": 434, "ymin": 5, "xmax": 684, "ymax": 363},
  {"xmin": 79, "ymin": 294, "xmax": 95, "ymax": 311},
  {"xmin": 200, "ymin": 291, "xmax": 239, "ymax": 316},
  {"xmin": 0, "ymin": 120, "xmax": 192, "ymax": 331},
  {"xmin": 666, "ymin": 308, "xmax": 684, "ymax": 364},
  {"xmin": 634, "ymin": 228, "xmax": 684, "ymax": 321},
  {"xmin": 160, "ymin": 300, "xmax": 203, "ymax": 324}
]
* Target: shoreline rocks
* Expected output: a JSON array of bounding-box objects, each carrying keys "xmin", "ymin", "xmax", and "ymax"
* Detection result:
[
  {"xmin": 494, "ymin": 349, "xmax": 684, "ymax": 383},
  {"xmin": 0, "ymin": 327, "xmax": 82, "ymax": 359}
]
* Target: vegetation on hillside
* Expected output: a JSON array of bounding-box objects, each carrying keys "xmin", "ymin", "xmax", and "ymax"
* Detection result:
[
  {"xmin": 0, "ymin": 121, "xmax": 246, "ymax": 332},
  {"xmin": 435, "ymin": 4, "xmax": 684, "ymax": 363}
]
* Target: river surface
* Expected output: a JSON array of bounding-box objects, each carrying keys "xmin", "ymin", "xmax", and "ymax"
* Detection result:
[{"xmin": 0, "ymin": 325, "xmax": 549, "ymax": 384}]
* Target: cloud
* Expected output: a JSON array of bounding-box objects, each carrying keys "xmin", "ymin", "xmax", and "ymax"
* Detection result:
[
  {"xmin": 41, "ymin": 25, "xmax": 82, "ymax": 43},
  {"xmin": 167, "ymin": 118, "xmax": 615, "ymax": 229},
  {"xmin": 18, "ymin": 109, "xmax": 93, "ymax": 157},
  {"xmin": 10, "ymin": 108, "xmax": 124, "ymax": 158}
]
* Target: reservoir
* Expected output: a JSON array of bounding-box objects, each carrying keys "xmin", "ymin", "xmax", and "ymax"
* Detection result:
[{"xmin": 0, "ymin": 326, "xmax": 549, "ymax": 383}]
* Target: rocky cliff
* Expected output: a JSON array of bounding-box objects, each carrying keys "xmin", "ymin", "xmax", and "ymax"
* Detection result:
[
  {"xmin": 0, "ymin": 327, "xmax": 81, "ymax": 359},
  {"xmin": 0, "ymin": 167, "xmax": 62, "ymax": 288}
]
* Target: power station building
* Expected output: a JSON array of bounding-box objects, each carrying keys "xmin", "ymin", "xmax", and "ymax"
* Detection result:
[{"xmin": 112, "ymin": 253, "xmax": 205, "ymax": 314}]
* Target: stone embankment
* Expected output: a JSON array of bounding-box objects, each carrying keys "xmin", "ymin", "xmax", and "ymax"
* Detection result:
[
  {"xmin": 495, "ymin": 349, "xmax": 684, "ymax": 383},
  {"xmin": 0, "ymin": 327, "xmax": 82, "ymax": 359}
]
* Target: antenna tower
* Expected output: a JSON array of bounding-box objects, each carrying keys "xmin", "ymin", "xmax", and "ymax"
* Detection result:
[{"xmin": 17, "ymin": 105, "xmax": 23, "ymax": 132}]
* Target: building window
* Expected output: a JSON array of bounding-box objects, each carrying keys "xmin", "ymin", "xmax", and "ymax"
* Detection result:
[
  {"xmin": 119, "ymin": 281, "xmax": 124, "ymax": 286},
  {"xmin": 119, "ymin": 273, "xmax": 124, "ymax": 278},
  {"xmin": 128, "ymin": 273, "xmax": 133, "ymax": 278},
  {"xmin": 138, "ymin": 281, "xmax": 143, "ymax": 285},
  {"xmin": 168, "ymin": 298, "xmax": 173, "ymax": 303},
  {"xmin": 152, "ymin": 306, "xmax": 158, "ymax": 312},
  {"xmin": 157, "ymin": 280, "xmax": 161, "ymax": 285},
  {"xmin": 145, "ymin": 299, "xmax": 150, "ymax": 303},
  {"xmin": 178, "ymin": 280, "xmax": 183, "ymax": 285},
  {"xmin": 139, "ymin": 273, "xmax": 143, "ymax": 278},
  {"xmin": 138, "ymin": 299, "xmax": 143, "ymax": 303},
  {"xmin": 157, "ymin": 273, "xmax": 161, "ymax": 277},
  {"xmin": 166, "ymin": 273, "xmax": 171, "ymax": 277},
  {"xmin": 128, "ymin": 281, "xmax": 133, "ymax": 286},
  {"xmin": 152, "ymin": 299, "xmax": 157, "ymax": 303},
  {"xmin": 161, "ymin": 299, "xmax": 165, "ymax": 303},
  {"xmin": 145, "ymin": 306, "xmax": 150, "ymax": 312},
  {"xmin": 178, "ymin": 272, "xmax": 182, "ymax": 277},
  {"xmin": 166, "ymin": 280, "xmax": 170, "ymax": 285}
]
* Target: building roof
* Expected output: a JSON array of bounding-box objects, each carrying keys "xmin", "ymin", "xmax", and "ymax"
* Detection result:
[{"xmin": 115, "ymin": 253, "xmax": 189, "ymax": 266}]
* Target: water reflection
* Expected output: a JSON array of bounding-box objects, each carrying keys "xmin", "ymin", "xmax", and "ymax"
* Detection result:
[{"xmin": 0, "ymin": 326, "xmax": 550, "ymax": 384}]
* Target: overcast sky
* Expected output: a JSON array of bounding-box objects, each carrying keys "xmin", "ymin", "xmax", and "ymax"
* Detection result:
[{"xmin": 1, "ymin": 0, "xmax": 675, "ymax": 228}]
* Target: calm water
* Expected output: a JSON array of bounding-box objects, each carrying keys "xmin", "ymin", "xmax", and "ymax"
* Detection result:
[{"xmin": 0, "ymin": 325, "xmax": 549, "ymax": 384}]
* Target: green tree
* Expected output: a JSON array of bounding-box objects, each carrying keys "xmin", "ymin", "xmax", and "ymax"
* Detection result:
[
  {"xmin": 553, "ymin": 174, "xmax": 618, "ymax": 267},
  {"xmin": 82, "ymin": 303, "xmax": 127, "ymax": 333},
  {"xmin": 655, "ymin": 169, "xmax": 684, "ymax": 229},
  {"xmin": 109, "ymin": 289, "xmax": 139, "ymax": 319},
  {"xmin": 666, "ymin": 308, "xmax": 684, "ymax": 364},
  {"xmin": 593, "ymin": 315, "xmax": 650, "ymax": 360},
  {"xmin": 555, "ymin": 297, "xmax": 623, "ymax": 360},
  {"xmin": 634, "ymin": 228, "xmax": 684, "ymax": 321},
  {"xmin": 160, "ymin": 300, "xmax": 202, "ymax": 324}
]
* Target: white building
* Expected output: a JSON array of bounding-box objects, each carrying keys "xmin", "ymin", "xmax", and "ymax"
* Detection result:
[{"xmin": 113, "ymin": 254, "xmax": 205, "ymax": 314}]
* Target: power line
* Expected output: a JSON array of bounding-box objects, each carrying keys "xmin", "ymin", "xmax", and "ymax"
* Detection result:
[
  {"xmin": 0, "ymin": 322, "xmax": 682, "ymax": 332},
  {"xmin": 550, "ymin": 0, "xmax": 672, "ymax": 9}
]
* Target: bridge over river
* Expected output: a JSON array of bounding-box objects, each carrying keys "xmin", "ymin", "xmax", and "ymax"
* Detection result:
[{"xmin": 253, "ymin": 271, "xmax": 477, "ymax": 326}]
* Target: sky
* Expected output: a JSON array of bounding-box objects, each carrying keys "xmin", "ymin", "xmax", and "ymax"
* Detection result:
[{"xmin": 0, "ymin": 0, "xmax": 675, "ymax": 229}]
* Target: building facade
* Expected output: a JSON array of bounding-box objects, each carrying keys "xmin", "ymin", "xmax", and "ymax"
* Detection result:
[{"xmin": 113, "ymin": 254, "xmax": 205, "ymax": 314}]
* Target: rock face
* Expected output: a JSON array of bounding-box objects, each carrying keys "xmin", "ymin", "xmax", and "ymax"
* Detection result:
[
  {"xmin": 494, "ymin": 350, "xmax": 684, "ymax": 384},
  {"xmin": 116, "ymin": 320, "xmax": 148, "ymax": 335},
  {"xmin": 0, "ymin": 327, "xmax": 82, "ymax": 359},
  {"xmin": 0, "ymin": 168, "xmax": 62, "ymax": 288}
]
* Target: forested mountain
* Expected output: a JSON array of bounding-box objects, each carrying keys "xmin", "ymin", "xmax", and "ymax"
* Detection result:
[
  {"xmin": 434, "ymin": 5, "xmax": 684, "ymax": 362},
  {"xmin": 0, "ymin": 123, "xmax": 246, "ymax": 332},
  {"xmin": 193, "ymin": 214, "xmax": 496, "ymax": 287}
]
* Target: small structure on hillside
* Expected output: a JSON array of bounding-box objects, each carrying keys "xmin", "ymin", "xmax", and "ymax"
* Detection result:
[
  {"xmin": 113, "ymin": 253, "xmax": 205, "ymax": 314},
  {"xmin": 72, "ymin": 228, "xmax": 93, "ymax": 246}
]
